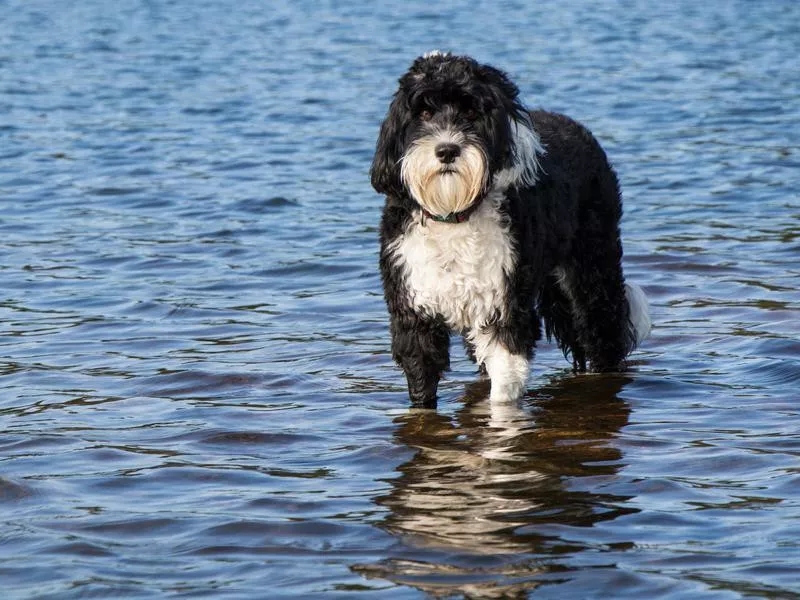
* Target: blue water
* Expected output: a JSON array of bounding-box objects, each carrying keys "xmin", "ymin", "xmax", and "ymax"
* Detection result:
[{"xmin": 2, "ymin": 1, "xmax": 799, "ymax": 598}]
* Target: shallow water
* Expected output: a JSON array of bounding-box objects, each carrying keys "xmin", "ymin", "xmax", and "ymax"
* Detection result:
[{"xmin": 1, "ymin": 1, "xmax": 799, "ymax": 598}]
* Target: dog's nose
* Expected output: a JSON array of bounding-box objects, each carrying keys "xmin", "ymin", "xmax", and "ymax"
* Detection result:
[{"xmin": 435, "ymin": 142, "xmax": 461, "ymax": 164}]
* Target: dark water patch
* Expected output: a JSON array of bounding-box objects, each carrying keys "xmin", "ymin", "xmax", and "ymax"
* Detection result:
[
  {"xmin": 255, "ymin": 261, "xmax": 363, "ymax": 279},
  {"xmin": 0, "ymin": 434, "xmax": 80, "ymax": 454},
  {"xmin": 67, "ymin": 517, "xmax": 190, "ymax": 539},
  {"xmin": 86, "ymin": 186, "xmax": 145, "ymax": 197},
  {"xmin": 233, "ymin": 196, "xmax": 299, "ymax": 213},
  {"xmin": 180, "ymin": 106, "xmax": 225, "ymax": 116},
  {"xmin": 201, "ymin": 518, "xmax": 350, "ymax": 540},
  {"xmin": 0, "ymin": 477, "xmax": 37, "ymax": 502},
  {"xmin": 210, "ymin": 160, "xmax": 262, "ymax": 172},
  {"xmin": 125, "ymin": 197, "xmax": 175, "ymax": 210},
  {"xmin": 43, "ymin": 541, "xmax": 115, "ymax": 558},
  {"xmin": 135, "ymin": 370, "xmax": 268, "ymax": 399},
  {"xmin": 198, "ymin": 430, "xmax": 320, "ymax": 447}
]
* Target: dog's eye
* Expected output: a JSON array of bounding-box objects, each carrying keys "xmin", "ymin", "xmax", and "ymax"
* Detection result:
[
  {"xmin": 419, "ymin": 109, "xmax": 433, "ymax": 121},
  {"xmin": 464, "ymin": 108, "xmax": 478, "ymax": 120}
]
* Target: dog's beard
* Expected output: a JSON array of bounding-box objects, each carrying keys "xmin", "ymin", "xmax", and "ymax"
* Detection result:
[{"xmin": 400, "ymin": 131, "xmax": 488, "ymax": 217}]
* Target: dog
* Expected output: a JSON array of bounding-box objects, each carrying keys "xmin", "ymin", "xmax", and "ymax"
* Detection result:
[{"xmin": 371, "ymin": 51, "xmax": 650, "ymax": 408}]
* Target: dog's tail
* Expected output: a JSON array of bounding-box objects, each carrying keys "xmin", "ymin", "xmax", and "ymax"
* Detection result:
[{"xmin": 625, "ymin": 282, "xmax": 652, "ymax": 350}]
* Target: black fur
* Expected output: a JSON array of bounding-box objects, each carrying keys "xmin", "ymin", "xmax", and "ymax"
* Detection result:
[{"xmin": 372, "ymin": 53, "xmax": 639, "ymax": 408}]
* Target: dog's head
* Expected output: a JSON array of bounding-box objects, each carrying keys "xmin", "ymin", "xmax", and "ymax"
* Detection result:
[{"xmin": 371, "ymin": 51, "xmax": 542, "ymax": 217}]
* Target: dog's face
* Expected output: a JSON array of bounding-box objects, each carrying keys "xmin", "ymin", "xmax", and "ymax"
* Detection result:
[{"xmin": 371, "ymin": 52, "xmax": 535, "ymax": 216}]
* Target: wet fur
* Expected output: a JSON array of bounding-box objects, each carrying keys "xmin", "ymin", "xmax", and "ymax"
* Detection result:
[{"xmin": 371, "ymin": 52, "xmax": 650, "ymax": 408}]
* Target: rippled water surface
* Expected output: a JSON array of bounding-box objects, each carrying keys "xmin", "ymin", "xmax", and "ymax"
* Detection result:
[{"xmin": 2, "ymin": 1, "xmax": 799, "ymax": 598}]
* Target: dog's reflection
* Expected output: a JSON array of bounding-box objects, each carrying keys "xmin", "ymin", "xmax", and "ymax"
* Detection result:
[{"xmin": 360, "ymin": 374, "xmax": 636, "ymax": 596}]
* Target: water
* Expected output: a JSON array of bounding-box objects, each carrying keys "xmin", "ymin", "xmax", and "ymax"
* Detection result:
[{"xmin": 1, "ymin": 0, "xmax": 799, "ymax": 597}]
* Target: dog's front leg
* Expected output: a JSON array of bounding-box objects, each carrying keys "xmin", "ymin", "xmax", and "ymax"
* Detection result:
[
  {"xmin": 485, "ymin": 343, "xmax": 529, "ymax": 403},
  {"xmin": 391, "ymin": 316, "xmax": 450, "ymax": 408},
  {"xmin": 469, "ymin": 328, "xmax": 531, "ymax": 404}
]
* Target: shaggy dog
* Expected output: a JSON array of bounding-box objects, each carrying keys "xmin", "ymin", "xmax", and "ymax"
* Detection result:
[{"xmin": 371, "ymin": 51, "xmax": 650, "ymax": 408}]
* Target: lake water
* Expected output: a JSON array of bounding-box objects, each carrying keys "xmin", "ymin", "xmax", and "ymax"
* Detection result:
[{"xmin": 1, "ymin": 1, "xmax": 799, "ymax": 598}]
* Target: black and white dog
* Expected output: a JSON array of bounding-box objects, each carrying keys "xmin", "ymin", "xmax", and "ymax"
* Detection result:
[{"xmin": 371, "ymin": 51, "xmax": 650, "ymax": 408}]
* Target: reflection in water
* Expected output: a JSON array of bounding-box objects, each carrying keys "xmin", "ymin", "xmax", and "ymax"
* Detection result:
[{"xmin": 356, "ymin": 375, "xmax": 638, "ymax": 597}]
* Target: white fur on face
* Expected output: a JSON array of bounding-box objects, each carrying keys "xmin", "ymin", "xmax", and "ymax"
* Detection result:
[{"xmin": 400, "ymin": 129, "xmax": 488, "ymax": 217}]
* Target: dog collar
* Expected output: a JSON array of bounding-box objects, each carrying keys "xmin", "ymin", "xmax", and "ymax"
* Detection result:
[{"xmin": 420, "ymin": 199, "xmax": 483, "ymax": 224}]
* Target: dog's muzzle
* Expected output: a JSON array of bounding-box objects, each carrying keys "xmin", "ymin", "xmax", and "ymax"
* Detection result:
[{"xmin": 401, "ymin": 130, "xmax": 488, "ymax": 218}]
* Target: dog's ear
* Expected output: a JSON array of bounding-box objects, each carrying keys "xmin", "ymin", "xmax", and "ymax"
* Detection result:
[
  {"xmin": 474, "ymin": 64, "xmax": 533, "ymax": 172},
  {"xmin": 478, "ymin": 64, "xmax": 526, "ymax": 119},
  {"xmin": 370, "ymin": 90, "xmax": 409, "ymax": 195}
]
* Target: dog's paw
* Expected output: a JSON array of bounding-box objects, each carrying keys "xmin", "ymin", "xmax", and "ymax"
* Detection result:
[{"xmin": 488, "ymin": 375, "xmax": 527, "ymax": 403}]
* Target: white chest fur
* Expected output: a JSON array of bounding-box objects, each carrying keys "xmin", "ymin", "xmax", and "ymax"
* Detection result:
[{"xmin": 388, "ymin": 196, "xmax": 517, "ymax": 332}]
